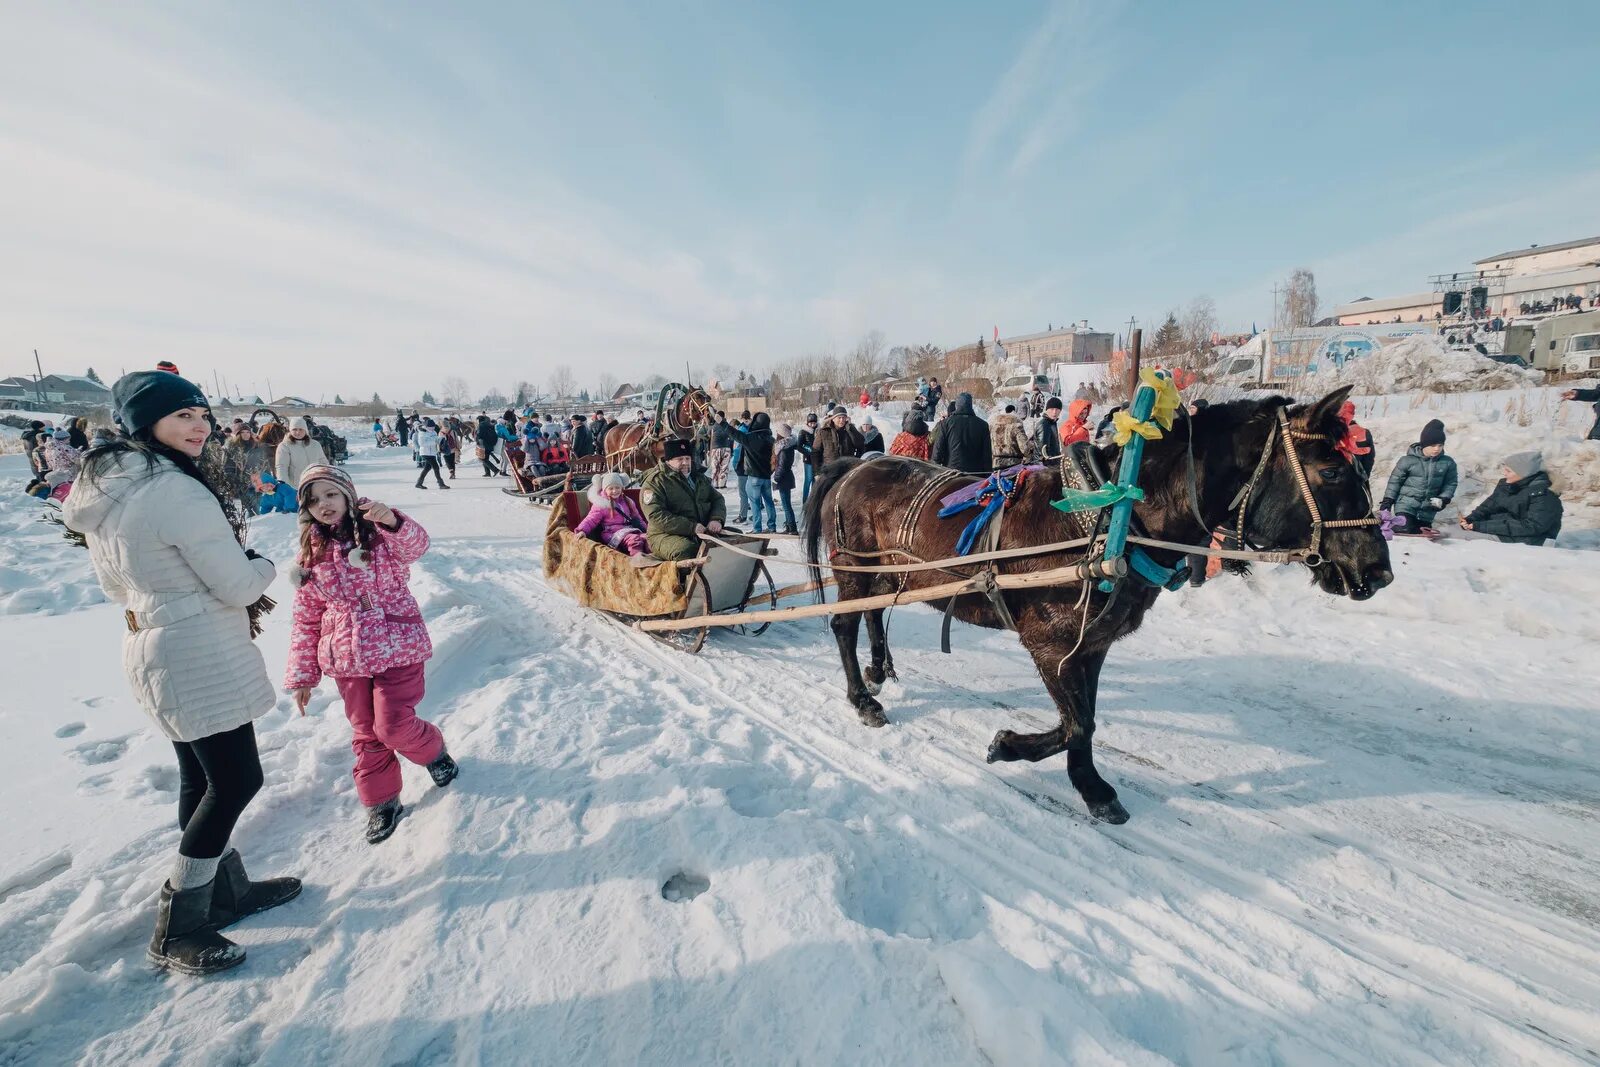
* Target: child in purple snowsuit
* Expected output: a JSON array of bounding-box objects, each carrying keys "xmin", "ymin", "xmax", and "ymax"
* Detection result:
[{"xmin": 574, "ymin": 473, "xmax": 650, "ymax": 557}]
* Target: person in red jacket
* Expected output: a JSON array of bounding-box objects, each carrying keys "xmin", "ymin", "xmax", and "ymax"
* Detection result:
[{"xmin": 1059, "ymin": 399, "xmax": 1092, "ymax": 447}]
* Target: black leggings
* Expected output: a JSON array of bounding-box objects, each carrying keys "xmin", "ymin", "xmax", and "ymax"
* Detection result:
[
  {"xmin": 173, "ymin": 722, "xmax": 264, "ymax": 859},
  {"xmin": 415, "ymin": 455, "xmax": 445, "ymax": 487},
  {"xmin": 480, "ymin": 451, "xmax": 502, "ymax": 476}
]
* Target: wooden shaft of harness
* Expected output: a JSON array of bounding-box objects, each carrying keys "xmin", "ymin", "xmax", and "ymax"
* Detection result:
[
  {"xmin": 633, "ymin": 559, "xmax": 1111, "ymax": 633},
  {"xmin": 765, "ymin": 576, "xmax": 834, "ymax": 602},
  {"xmin": 700, "ymin": 531, "xmax": 1097, "ymax": 574}
]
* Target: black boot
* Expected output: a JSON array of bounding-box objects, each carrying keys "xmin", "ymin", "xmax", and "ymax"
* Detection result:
[
  {"xmin": 427, "ymin": 750, "xmax": 459, "ymax": 788},
  {"xmin": 148, "ymin": 881, "xmax": 246, "ymax": 976},
  {"xmin": 208, "ymin": 850, "xmax": 301, "ymax": 931},
  {"xmin": 365, "ymin": 798, "xmax": 403, "ymax": 844},
  {"xmin": 783, "ymin": 523, "xmax": 798, "ymax": 535}
]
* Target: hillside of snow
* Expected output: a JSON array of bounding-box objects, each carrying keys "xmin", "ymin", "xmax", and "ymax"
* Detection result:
[{"xmin": 1, "ymin": 439, "xmax": 1598, "ymax": 1065}]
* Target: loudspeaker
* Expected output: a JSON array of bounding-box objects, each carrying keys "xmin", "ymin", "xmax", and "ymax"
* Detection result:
[
  {"xmin": 1443, "ymin": 291, "xmax": 1463, "ymax": 314},
  {"xmin": 1469, "ymin": 286, "xmax": 1488, "ymax": 312}
]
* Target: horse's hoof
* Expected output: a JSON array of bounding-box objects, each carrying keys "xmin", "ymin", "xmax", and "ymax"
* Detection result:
[
  {"xmin": 863, "ymin": 670, "xmax": 883, "ymax": 696},
  {"xmin": 986, "ymin": 732, "xmax": 1015, "ymax": 763},
  {"xmin": 1088, "ymin": 798, "xmax": 1130, "ymax": 824},
  {"xmin": 856, "ymin": 697, "xmax": 888, "ymax": 728}
]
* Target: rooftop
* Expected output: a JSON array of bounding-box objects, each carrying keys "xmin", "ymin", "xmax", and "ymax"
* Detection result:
[{"xmin": 1474, "ymin": 235, "xmax": 1600, "ymax": 264}]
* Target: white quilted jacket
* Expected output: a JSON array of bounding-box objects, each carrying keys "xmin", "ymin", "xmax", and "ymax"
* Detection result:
[{"xmin": 63, "ymin": 452, "xmax": 279, "ymax": 742}]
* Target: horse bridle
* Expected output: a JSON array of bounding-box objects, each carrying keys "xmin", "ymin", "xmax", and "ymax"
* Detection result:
[{"xmin": 1227, "ymin": 406, "xmax": 1380, "ymax": 568}]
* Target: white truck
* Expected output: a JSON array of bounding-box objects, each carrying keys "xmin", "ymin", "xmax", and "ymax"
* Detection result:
[{"xmin": 1217, "ymin": 324, "xmax": 1435, "ymax": 388}]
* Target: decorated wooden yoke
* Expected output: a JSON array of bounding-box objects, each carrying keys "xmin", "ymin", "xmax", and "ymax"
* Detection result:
[{"xmin": 940, "ymin": 368, "xmax": 1191, "ymax": 594}]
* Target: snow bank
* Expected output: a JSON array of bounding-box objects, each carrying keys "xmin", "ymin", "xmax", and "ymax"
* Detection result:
[{"xmin": 1331, "ymin": 334, "xmax": 1540, "ymax": 394}]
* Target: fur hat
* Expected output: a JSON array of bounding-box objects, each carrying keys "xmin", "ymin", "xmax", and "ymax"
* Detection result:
[
  {"xmin": 1419, "ymin": 419, "xmax": 1446, "ymax": 447},
  {"xmin": 1502, "ymin": 451, "xmax": 1543, "ymax": 479},
  {"xmin": 663, "ymin": 438, "xmax": 694, "ymax": 461}
]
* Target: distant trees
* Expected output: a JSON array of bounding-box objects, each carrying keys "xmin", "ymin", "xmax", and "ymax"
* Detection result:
[
  {"xmin": 85, "ymin": 367, "xmax": 103, "ymax": 384},
  {"xmin": 548, "ymin": 364, "xmax": 576, "ymax": 400},
  {"xmin": 480, "ymin": 388, "xmax": 509, "ymax": 409},
  {"xmin": 596, "ymin": 373, "xmax": 619, "ymax": 401},
  {"xmin": 420, "ymin": 390, "xmax": 437, "ymax": 406},
  {"xmin": 440, "ymin": 377, "xmax": 471, "ymax": 407},
  {"xmin": 370, "ymin": 391, "xmax": 383, "ymax": 405},
  {"xmin": 333, "ymin": 393, "xmax": 345, "ymax": 405},
  {"xmin": 514, "ymin": 380, "xmax": 538, "ymax": 406},
  {"xmin": 1282, "ymin": 268, "xmax": 1319, "ymax": 327}
]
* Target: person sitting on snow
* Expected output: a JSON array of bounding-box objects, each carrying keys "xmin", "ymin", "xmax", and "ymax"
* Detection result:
[
  {"xmin": 642, "ymin": 438, "xmax": 725, "ymax": 562},
  {"xmin": 1380, "ymin": 419, "xmax": 1456, "ymax": 533},
  {"xmin": 254, "ymin": 470, "xmax": 297, "ymax": 514},
  {"xmin": 1453, "ymin": 452, "xmax": 1563, "ymax": 546},
  {"xmin": 575, "ymin": 472, "xmax": 655, "ymax": 563}
]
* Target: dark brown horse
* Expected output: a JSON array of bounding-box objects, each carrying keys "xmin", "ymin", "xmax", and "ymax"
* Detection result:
[
  {"xmin": 803, "ymin": 386, "xmax": 1392, "ymax": 823},
  {"xmin": 599, "ymin": 384, "xmax": 715, "ymax": 475}
]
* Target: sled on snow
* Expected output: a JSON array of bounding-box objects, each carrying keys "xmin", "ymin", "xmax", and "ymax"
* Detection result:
[{"xmin": 541, "ymin": 479, "xmax": 778, "ymax": 654}]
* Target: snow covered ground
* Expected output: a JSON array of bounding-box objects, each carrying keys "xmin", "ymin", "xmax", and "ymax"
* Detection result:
[{"xmin": 2, "ymin": 440, "xmax": 1599, "ymax": 1066}]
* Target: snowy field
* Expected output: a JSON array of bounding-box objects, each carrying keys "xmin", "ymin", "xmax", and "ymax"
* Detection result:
[{"xmin": 2, "ymin": 437, "xmax": 1599, "ymax": 1066}]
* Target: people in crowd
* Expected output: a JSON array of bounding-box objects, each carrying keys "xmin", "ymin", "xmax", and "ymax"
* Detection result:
[
  {"xmin": 990, "ymin": 404, "xmax": 1030, "ymax": 468},
  {"xmin": 63, "ymin": 371, "xmax": 297, "ymax": 976},
  {"xmin": 68, "ymin": 417, "xmax": 89, "ymax": 451},
  {"xmin": 932, "ymin": 392, "xmax": 992, "ymax": 475},
  {"xmin": 254, "ymin": 471, "xmax": 297, "ymax": 514},
  {"xmin": 1560, "ymin": 386, "xmax": 1600, "ymax": 440},
  {"xmin": 773, "ymin": 422, "xmax": 800, "ymax": 535},
  {"xmin": 798, "ymin": 413, "xmax": 819, "ymax": 502},
  {"xmin": 816, "ymin": 408, "xmax": 864, "ymax": 467},
  {"xmin": 709, "ymin": 411, "xmax": 734, "ymax": 489},
  {"xmin": 1036, "ymin": 397, "xmax": 1063, "ymax": 460},
  {"xmin": 224, "ymin": 424, "xmax": 267, "ymax": 514},
  {"xmin": 438, "ymin": 420, "xmax": 458, "ymax": 479},
  {"xmin": 575, "ymin": 472, "xmax": 653, "ymax": 561},
  {"xmin": 1339, "ymin": 401, "xmax": 1376, "ymax": 481},
  {"xmin": 1454, "ymin": 452, "xmax": 1563, "ymax": 546},
  {"xmin": 643, "ymin": 438, "xmax": 726, "ymax": 561},
  {"xmin": 737, "ymin": 412, "xmax": 776, "ymax": 534},
  {"xmin": 858, "ymin": 416, "xmax": 885, "ymax": 456},
  {"xmin": 890, "ymin": 410, "xmax": 932, "ymax": 460},
  {"xmin": 731, "ymin": 414, "xmax": 750, "ymax": 523},
  {"xmin": 1060, "ymin": 399, "xmax": 1093, "ymax": 449},
  {"xmin": 395, "ymin": 409, "xmax": 409, "ymax": 448},
  {"xmin": 285, "ymin": 464, "xmax": 457, "ymax": 846},
  {"xmin": 570, "ymin": 414, "xmax": 594, "ymax": 459},
  {"xmin": 1380, "ymin": 419, "xmax": 1457, "ymax": 533},
  {"xmin": 274, "ymin": 417, "xmax": 329, "ymax": 489},
  {"xmin": 413, "ymin": 419, "xmax": 449, "ymax": 490},
  {"xmin": 474, "ymin": 415, "xmax": 503, "ymax": 476},
  {"xmin": 21, "ymin": 420, "xmax": 47, "ymax": 477},
  {"xmin": 925, "ymin": 377, "xmax": 943, "ymax": 412}
]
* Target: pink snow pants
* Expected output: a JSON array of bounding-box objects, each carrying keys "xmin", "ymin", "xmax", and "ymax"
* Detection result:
[{"xmin": 335, "ymin": 662, "xmax": 443, "ymax": 807}]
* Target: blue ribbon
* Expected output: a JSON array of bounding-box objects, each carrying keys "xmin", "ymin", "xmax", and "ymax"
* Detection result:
[{"xmin": 938, "ymin": 472, "xmax": 1016, "ymax": 556}]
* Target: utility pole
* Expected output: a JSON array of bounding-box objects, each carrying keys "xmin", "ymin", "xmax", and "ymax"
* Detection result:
[
  {"xmin": 33, "ymin": 349, "xmax": 46, "ymax": 406},
  {"xmin": 1126, "ymin": 328, "xmax": 1143, "ymax": 400},
  {"xmin": 1270, "ymin": 284, "xmax": 1284, "ymax": 330}
]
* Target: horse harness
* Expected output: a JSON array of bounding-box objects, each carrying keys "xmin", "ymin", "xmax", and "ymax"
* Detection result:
[{"xmin": 1225, "ymin": 406, "xmax": 1380, "ymax": 567}]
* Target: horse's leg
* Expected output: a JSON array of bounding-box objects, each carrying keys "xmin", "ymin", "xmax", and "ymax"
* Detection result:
[
  {"xmin": 830, "ymin": 583, "xmax": 887, "ymax": 727},
  {"xmin": 862, "ymin": 608, "xmax": 896, "ymax": 693},
  {"xmin": 987, "ymin": 646, "xmax": 1127, "ymax": 824}
]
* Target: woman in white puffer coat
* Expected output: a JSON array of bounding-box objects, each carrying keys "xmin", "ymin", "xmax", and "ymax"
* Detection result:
[
  {"xmin": 274, "ymin": 416, "xmax": 328, "ymax": 489},
  {"xmin": 64, "ymin": 371, "xmax": 301, "ymax": 977}
]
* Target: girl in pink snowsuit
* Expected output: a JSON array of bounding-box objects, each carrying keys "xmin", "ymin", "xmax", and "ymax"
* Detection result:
[
  {"xmin": 574, "ymin": 473, "xmax": 650, "ymax": 556},
  {"xmin": 284, "ymin": 465, "xmax": 457, "ymax": 844}
]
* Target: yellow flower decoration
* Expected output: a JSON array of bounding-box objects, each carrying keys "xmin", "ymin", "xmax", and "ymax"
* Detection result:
[{"xmin": 1140, "ymin": 367, "xmax": 1182, "ymax": 431}]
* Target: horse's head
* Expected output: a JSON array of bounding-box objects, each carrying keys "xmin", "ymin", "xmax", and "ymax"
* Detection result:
[
  {"xmin": 1234, "ymin": 386, "xmax": 1392, "ymax": 601},
  {"xmin": 679, "ymin": 387, "xmax": 715, "ymax": 428}
]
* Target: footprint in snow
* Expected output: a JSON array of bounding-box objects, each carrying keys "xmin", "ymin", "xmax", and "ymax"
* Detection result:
[
  {"xmin": 55, "ymin": 722, "xmax": 87, "ymax": 739},
  {"xmin": 662, "ymin": 871, "xmax": 711, "ymax": 903},
  {"xmin": 72, "ymin": 736, "xmax": 130, "ymax": 765}
]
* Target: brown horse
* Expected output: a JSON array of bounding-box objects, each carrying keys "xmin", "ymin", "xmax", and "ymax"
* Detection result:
[
  {"xmin": 803, "ymin": 386, "xmax": 1392, "ymax": 823},
  {"xmin": 600, "ymin": 384, "xmax": 715, "ymax": 475}
]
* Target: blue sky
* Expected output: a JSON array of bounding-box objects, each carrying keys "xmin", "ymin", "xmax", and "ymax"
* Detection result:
[{"xmin": 3, "ymin": 1, "xmax": 1594, "ymax": 400}]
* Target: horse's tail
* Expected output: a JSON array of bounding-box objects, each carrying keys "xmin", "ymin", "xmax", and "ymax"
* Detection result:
[{"xmin": 803, "ymin": 457, "xmax": 862, "ymax": 605}]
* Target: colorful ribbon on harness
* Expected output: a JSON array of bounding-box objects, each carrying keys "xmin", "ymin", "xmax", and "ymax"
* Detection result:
[
  {"xmin": 938, "ymin": 469, "xmax": 1029, "ymax": 556},
  {"xmin": 1110, "ymin": 367, "xmax": 1182, "ymax": 446},
  {"xmin": 1051, "ymin": 481, "xmax": 1144, "ymax": 515}
]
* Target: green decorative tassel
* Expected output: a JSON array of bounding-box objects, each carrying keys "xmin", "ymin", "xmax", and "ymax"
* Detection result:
[{"xmin": 1051, "ymin": 482, "xmax": 1144, "ymax": 515}]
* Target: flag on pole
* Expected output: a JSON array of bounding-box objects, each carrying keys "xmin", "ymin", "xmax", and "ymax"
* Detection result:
[{"xmin": 993, "ymin": 326, "xmax": 1000, "ymax": 342}]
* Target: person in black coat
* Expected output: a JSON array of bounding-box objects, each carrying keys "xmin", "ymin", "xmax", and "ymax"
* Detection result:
[
  {"xmin": 797, "ymin": 413, "xmax": 819, "ymax": 502},
  {"xmin": 931, "ymin": 392, "xmax": 992, "ymax": 475},
  {"xmin": 773, "ymin": 421, "xmax": 800, "ymax": 534},
  {"xmin": 395, "ymin": 410, "xmax": 409, "ymax": 447},
  {"xmin": 1036, "ymin": 397, "xmax": 1063, "ymax": 461},
  {"xmin": 1561, "ymin": 387, "xmax": 1600, "ymax": 440},
  {"xmin": 570, "ymin": 415, "xmax": 595, "ymax": 459},
  {"xmin": 474, "ymin": 415, "xmax": 503, "ymax": 476},
  {"xmin": 1456, "ymin": 451, "xmax": 1563, "ymax": 545},
  {"xmin": 736, "ymin": 411, "xmax": 776, "ymax": 533},
  {"xmin": 858, "ymin": 417, "xmax": 885, "ymax": 455}
]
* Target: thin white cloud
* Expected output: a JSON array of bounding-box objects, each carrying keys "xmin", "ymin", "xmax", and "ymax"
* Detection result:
[{"xmin": 961, "ymin": 0, "xmax": 1121, "ymax": 180}]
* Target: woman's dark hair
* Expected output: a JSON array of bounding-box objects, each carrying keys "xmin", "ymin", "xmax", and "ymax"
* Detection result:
[{"xmin": 79, "ymin": 428, "xmax": 246, "ymax": 543}]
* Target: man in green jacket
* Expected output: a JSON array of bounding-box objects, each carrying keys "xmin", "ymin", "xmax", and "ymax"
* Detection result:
[{"xmin": 642, "ymin": 438, "xmax": 727, "ymax": 561}]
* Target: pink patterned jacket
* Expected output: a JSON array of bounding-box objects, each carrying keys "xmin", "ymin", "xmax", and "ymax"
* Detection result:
[{"xmin": 283, "ymin": 513, "xmax": 432, "ymax": 688}]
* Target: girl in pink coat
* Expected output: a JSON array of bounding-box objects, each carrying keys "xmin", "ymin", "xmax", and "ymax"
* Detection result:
[
  {"xmin": 284, "ymin": 465, "xmax": 457, "ymax": 843},
  {"xmin": 574, "ymin": 472, "xmax": 652, "ymax": 559}
]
